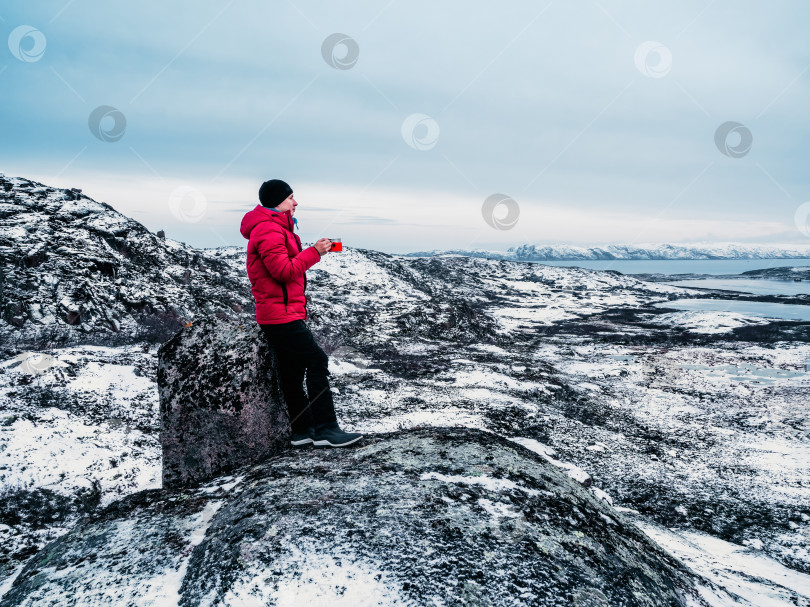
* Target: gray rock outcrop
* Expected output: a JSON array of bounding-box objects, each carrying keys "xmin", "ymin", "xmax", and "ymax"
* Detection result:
[
  {"xmin": 0, "ymin": 174, "xmax": 255, "ymax": 355},
  {"xmin": 158, "ymin": 316, "xmax": 288, "ymax": 489},
  {"xmin": 0, "ymin": 427, "xmax": 721, "ymax": 606}
]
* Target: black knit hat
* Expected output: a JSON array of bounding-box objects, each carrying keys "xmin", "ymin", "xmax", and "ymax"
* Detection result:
[{"xmin": 258, "ymin": 179, "xmax": 293, "ymax": 208}]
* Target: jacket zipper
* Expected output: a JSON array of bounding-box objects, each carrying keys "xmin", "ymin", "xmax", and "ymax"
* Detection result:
[{"xmin": 293, "ymin": 230, "xmax": 309, "ymax": 320}]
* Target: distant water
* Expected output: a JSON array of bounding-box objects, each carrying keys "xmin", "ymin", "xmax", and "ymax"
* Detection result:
[
  {"xmin": 653, "ymin": 299, "xmax": 810, "ymax": 322},
  {"xmin": 536, "ymin": 258, "xmax": 810, "ymax": 275},
  {"xmin": 666, "ymin": 278, "xmax": 810, "ymax": 296}
]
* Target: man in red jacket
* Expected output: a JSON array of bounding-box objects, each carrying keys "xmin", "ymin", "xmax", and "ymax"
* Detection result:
[{"xmin": 240, "ymin": 179, "xmax": 363, "ymax": 448}]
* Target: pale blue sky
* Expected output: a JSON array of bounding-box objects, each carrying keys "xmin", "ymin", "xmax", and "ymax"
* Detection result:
[{"xmin": 2, "ymin": 1, "xmax": 809, "ymax": 253}]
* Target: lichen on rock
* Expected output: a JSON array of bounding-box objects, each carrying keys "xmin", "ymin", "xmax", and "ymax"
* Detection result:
[{"xmin": 158, "ymin": 316, "xmax": 288, "ymax": 489}]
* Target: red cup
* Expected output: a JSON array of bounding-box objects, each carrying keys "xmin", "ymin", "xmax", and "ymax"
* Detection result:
[{"xmin": 329, "ymin": 238, "xmax": 343, "ymax": 252}]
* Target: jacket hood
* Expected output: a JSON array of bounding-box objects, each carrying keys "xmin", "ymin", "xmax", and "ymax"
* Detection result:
[{"xmin": 240, "ymin": 204, "xmax": 294, "ymax": 239}]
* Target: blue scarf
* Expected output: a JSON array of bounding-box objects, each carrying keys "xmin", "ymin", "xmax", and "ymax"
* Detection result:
[{"xmin": 265, "ymin": 206, "xmax": 299, "ymax": 230}]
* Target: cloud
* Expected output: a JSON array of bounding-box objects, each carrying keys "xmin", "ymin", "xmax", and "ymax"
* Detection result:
[{"xmin": 1, "ymin": 1, "xmax": 808, "ymax": 252}]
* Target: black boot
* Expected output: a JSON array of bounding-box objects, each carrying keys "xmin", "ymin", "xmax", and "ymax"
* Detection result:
[
  {"xmin": 312, "ymin": 421, "xmax": 363, "ymax": 448},
  {"xmin": 290, "ymin": 427, "xmax": 315, "ymax": 447}
]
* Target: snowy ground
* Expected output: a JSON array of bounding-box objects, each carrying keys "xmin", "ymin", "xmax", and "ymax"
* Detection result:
[
  {"xmin": 1, "ymin": 259, "xmax": 809, "ymax": 604},
  {"xmin": 2, "ymin": 337, "xmax": 808, "ymax": 604},
  {"xmin": 0, "ymin": 344, "xmax": 162, "ymax": 582},
  {"xmin": 0, "ymin": 345, "xmax": 161, "ymax": 504},
  {"xmin": 629, "ymin": 512, "xmax": 810, "ymax": 607}
]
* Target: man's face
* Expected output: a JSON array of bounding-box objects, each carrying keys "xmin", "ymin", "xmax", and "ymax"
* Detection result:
[{"xmin": 275, "ymin": 193, "xmax": 297, "ymax": 214}]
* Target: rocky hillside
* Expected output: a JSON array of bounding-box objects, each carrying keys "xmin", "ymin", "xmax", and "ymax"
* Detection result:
[
  {"xmin": 206, "ymin": 243, "xmax": 691, "ymax": 352},
  {"xmin": 0, "ymin": 173, "xmax": 692, "ymax": 358},
  {"xmin": 0, "ymin": 175, "xmax": 254, "ymax": 355}
]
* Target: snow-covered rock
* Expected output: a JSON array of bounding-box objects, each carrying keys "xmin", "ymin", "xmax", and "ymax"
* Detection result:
[{"xmin": 0, "ymin": 427, "xmax": 722, "ymax": 607}]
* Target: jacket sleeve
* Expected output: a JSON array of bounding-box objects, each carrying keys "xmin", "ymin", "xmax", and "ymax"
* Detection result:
[{"xmin": 254, "ymin": 223, "xmax": 321, "ymax": 284}]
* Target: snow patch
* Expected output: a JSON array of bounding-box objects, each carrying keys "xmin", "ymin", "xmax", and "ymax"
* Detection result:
[
  {"xmin": 507, "ymin": 437, "xmax": 593, "ymax": 487},
  {"xmin": 632, "ymin": 515, "xmax": 810, "ymax": 607},
  {"xmin": 649, "ymin": 310, "xmax": 771, "ymax": 334},
  {"xmin": 221, "ymin": 544, "xmax": 415, "ymax": 607},
  {"xmin": 478, "ymin": 497, "xmax": 522, "ymax": 519},
  {"xmin": 420, "ymin": 471, "xmax": 543, "ymax": 497}
]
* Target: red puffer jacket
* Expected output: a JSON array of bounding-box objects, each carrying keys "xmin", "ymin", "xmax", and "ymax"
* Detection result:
[{"xmin": 240, "ymin": 204, "xmax": 322, "ymax": 324}]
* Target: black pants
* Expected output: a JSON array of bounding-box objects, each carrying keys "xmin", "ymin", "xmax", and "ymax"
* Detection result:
[{"xmin": 260, "ymin": 320, "xmax": 338, "ymax": 433}]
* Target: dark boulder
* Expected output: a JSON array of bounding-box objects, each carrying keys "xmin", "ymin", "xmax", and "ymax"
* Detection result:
[
  {"xmin": 0, "ymin": 427, "xmax": 723, "ymax": 606},
  {"xmin": 158, "ymin": 316, "xmax": 288, "ymax": 489}
]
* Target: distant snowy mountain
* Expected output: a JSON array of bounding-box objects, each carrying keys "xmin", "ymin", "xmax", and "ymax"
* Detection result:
[{"xmin": 402, "ymin": 242, "xmax": 810, "ymax": 261}]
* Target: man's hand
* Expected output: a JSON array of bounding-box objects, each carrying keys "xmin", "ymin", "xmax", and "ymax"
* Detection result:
[{"xmin": 314, "ymin": 238, "xmax": 332, "ymax": 256}]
